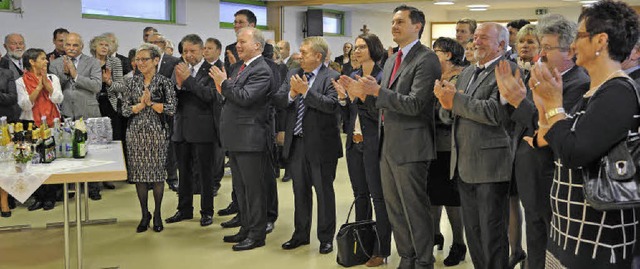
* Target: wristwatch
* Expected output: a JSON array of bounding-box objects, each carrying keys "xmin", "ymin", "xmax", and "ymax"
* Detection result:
[{"xmin": 545, "ymin": 107, "xmax": 565, "ymax": 120}]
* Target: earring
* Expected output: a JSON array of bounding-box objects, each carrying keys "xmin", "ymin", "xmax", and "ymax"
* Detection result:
[{"xmin": 596, "ymin": 51, "xmax": 600, "ymax": 56}]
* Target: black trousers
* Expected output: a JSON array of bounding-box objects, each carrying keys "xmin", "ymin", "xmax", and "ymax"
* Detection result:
[
  {"xmin": 458, "ymin": 180, "xmax": 509, "ymax": 269},
  {"xmin": 230, "ymin": 145, "xmax": 278, "ymax": 223},
  {"xmin": 288, "ymin": 137, "xmax": 337, "ymax": 243},
  {"xmin": 34, "ymin": 184, "xmax": 59, "ymax": 203},
  {"xmin": 229, "ymin": 151, "xmax": 269, "ymax": 240},
  {"xmin": 176, "ymin": 141, "xmax": 215, "ymax": 216},
  {"xmin": 379, "ymin": 154, "xmax": 434, "ymax": 269},
  {"xmin": 345, "ymin": 142, "xmax": 391, "ymax": 257}
]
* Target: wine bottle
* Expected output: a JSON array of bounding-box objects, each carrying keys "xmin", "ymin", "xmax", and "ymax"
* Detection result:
[{"xmin": 72, "ymin": 119, "xmax": 87, "ymax": 159}]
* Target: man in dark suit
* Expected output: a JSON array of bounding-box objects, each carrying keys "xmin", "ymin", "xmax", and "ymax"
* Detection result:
[
  {"xmin": 204, "ymin": 37, "xmax": 224, "ymax": 69},
  {"xmin": 496, "ymin": 14, "xmax": 589, "ymax": 269},
  {"xmin": 47, "ymin": 28, "xmax": 68, "ymax": 62},
  {"xmin": 434, "ymin": 22, "xmax": 515, "ymax": 269},
  {"xmin": 345, "ymin": 5, "xmax": 440, "ymax": 269},
  {"xmin": 0, "ymin": 33, "xmax": 26, "ymax": 79},
  {"xmin": 273, "ymin": 36, "xmax": 342, "ymax": 255},
  {"xmin": 277, "ymin": 40, "xmax": 299, "ymax": 71},
  {"xmin": 148, "ymin": 32, "xmax": 181, "ymax": 191},
  {"xmin": 165, "ymin": 34, "xmax": 220, "ymax": 227},
  {"xmin": 210, "ymin": 27, "xmax": 273, "ymax": 251},
  {"xmin": 223, "ymin": 9, "xmax": 274, "ymax": 76}
]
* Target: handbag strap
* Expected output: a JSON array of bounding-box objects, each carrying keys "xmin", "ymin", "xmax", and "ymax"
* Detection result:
[
  {"xmin": 344, "ymin": 200, "xmax": 357, "ymax": 224},
  {"xmin": 354, "ymin": 227, "xmax": 375, "ymax": 259}
]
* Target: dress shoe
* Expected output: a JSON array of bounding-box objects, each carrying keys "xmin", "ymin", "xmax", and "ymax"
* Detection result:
[
  {"xmin": 365, "ymin": 256, "xmax": 387, "ymax": 267},
  {"xmin": 232, "ymin": 238, "xmax": 265, "ymax": 251},
  {"xmin": 217, "ymin": 202, "xmax": 238, "ymax": 216},
  {"xmin": 281, "ymin": 239, "xmax": 309, "ymax": 250},
  {"xmin": 0, "ymin": 211, "xmax": 11, "ymax": 218},
  {"xmin": 136, "ymin": 212, "xmax": 151, "ymax": 233},
  {"xmin": 443, "ymin": 243, "xmax": 467, "ymax": 267},
  {"xmin": 200, "ymin": 214, "xmax": 213, "ymax": 227},
  {"xmin": 153, "ymin": 213, "xmax": 164, "ymax": 232},
  {"xmin": 281, "ymin": 174, "xmax": 292, "ymax": 182},
  {"xmin": 223, "ymin": 233, "xmax": 247, "ymax": 243},
  {"xmin": 434, "ymin": 233, "xmax": 444, "ymax": 250},
  {"xmin": 508, "ymin": 250, "xmax": 526, "ymax": 269},
  {"xmin": 43, "ymin": 201, "xmax": 55, "ymax": 211},
  {"xmin": 165, "ymin": 211, "xmax": 193, "ymax": 223},
  {"xmin": 220, "ymin": 215, "xmax": 241, "ymax": 228},
  {"xmin": 102, "ymin": 182, "xmax": 116, "ymax": 189},
  {"xmin": 88, "ymin": 191, "xmax": 102, "ymax": 201},
  {"xmin": 265, "ymin": 222, "xmax": 274, "ymax": 234},
  {"xmin": 166, "ymin": 179, "xmax": 178, "ymax": 192},
  {"xmin": 319, "ymin": 242, "xmax": 333, "ymax": 254},
  {"xmin": 28, "ymin": 201, "xmax": 43, "ymax": 211}
]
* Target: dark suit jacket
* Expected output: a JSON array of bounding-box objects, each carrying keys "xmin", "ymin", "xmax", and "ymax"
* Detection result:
[
  {"xmin": 365, "ymin": 42, "xmax": 441, "ymax": 164},
  {"xmin": 628, "ymin": 67, "xmax": 640, "ymax": 81},
  {"xmin": 0, "ymin": 68, "xmax": 19, "ymax": 122},
  {"xmin": 116, "ymin": 53, "xmax": 132, "ymax": 76},
  {"xmin": 220, "ymin": 55, "xmax": 273, "ymax": 152},
  {"xmin": 342, "ymin": 66, "xmax": 382, "ymax": 150},
  {"xmin": 158, "ymin": 53, "xmax": 180, "ymax": 79},
  {"xmin": 171, "ymin": 61, "xmax": 220, "ymax": 144},
  {"xmin": 224, "ymin": 42, "xmax": 274, "ymax": 76},
  {"xmin": 212, "ymin": 59, "xmax": 223, "ymax": 69},
  {"xmin": 273, "ymin": 64, "xmax": 342, "ymax": 163},
  {"xmin": 0, "ymin": 55, "xmax": 23, "ymax": 79},
  {"xmin": 450, "ymin": 56, "xmax": 516, "ymax": 183},
  {"xmin": 285, "ymin": 57, "xmax": 300, "ymax": 70}
]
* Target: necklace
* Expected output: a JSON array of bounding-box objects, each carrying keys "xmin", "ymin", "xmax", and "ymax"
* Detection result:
[{"xmin": 584, "ymin": 70, "xmax": 627, "ymax": 97}]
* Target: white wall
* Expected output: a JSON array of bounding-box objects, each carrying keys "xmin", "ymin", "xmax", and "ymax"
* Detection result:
[
  {"xmin": 445, "ymin": 6, "xmax": 583, "ymax": 23},
  {"xmin": 0, "ymin": 0, "xmax": 273, "ymax": 57}
]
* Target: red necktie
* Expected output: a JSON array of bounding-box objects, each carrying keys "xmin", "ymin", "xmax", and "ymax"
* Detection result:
[
  {"xmin": 239, "ymin": 64, "xmax": 246, "ymax": 73},
  {"xmin": 389, "ymin": 50, "xmax": 403, "ymax": 84}
]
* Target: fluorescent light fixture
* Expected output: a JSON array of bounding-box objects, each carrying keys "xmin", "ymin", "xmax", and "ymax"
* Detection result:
[
  {"xmin": 434, "ymin": 1, "xmax": 455, "ymax": 5},
  {"xmin": 466, "ymin": 4, "xmax": 489, "ymax": 8},
  {"xmin": 579, "ymin": 0, "xmax": 598, "ymax": 3},
  {"xmin": 469, "ymin": 7, "xmax": 488, "ymax": 11}
]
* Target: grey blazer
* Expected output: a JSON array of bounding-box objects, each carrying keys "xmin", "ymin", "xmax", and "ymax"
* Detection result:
[
  {"xmin": 450, "ymin": 56, "xmax": 516, "ymax": 184},
  {"xmin": 365, "ymin": 42, "xmax": 441, "ymax": 164},
  {"xmin": 49, "ymin": 54, "xmax": 102, "ymax": 120},
  {"xmin": 0, "ymin": 55, "xmax": 23, "ymax": 80}
]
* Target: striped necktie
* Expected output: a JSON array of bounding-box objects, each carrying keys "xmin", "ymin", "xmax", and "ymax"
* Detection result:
[{"xmin": 293, "ymin": 72, "xmax": 314, "ymax": 136}]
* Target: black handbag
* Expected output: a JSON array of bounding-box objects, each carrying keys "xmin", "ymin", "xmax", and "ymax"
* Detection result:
[
  {"xmin": 336, "ymin": 201, "xmax": 379, "ymax": 267},
  {"xmin": 582, "ymin": 77, "xmax": 640, "ymax": 211}
]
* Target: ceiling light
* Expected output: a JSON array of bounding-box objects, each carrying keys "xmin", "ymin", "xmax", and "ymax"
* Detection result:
[
  {"xmin": 469, "ymin": 7, "xmax": 488, "ymax": 11},
  {"xmin": 579, "ymin": 0, "xmax": 598, "ymax": 3},
  {"xmin": 434, "ymin": 1, "xmax": 454, "ymax": 5},
  {"xmin": 466, "ymin": 4, "xmax": 489, "ymax": 8}
]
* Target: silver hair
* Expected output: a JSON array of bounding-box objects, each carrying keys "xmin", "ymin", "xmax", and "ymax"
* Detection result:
[
  {"xmin": 4, "ymin": 33, "xmax": 25, "ymax": 45},
  {"xmin": 65, "ymin": 33, "xmax": 85, "ymax": 48},
  {"xmin": 165, "ymin": 39, "xmax": 174, "ymax": 49},
  {"xmin": 484, "ymin": 23, "xmax": 510, "ymax": 53},
  {"xmin": 238, "ymin": 27, "xmax": 265, "ymax": 53},
  {"xmin": 89, "ymin": 35, "xmax": 111, "ymax": 57},
  {"xmin": 302, "ymin": 36, "xmax": 329, "ymax": 62},
  {"xmin": 537, "ymin": 14, "xmax": 577, "ymax": 50},
  {"xmin": 516, "ymin": 24, "xmax": 538, "ymax": 43},
  {"xmin": 136, "ymin": 43, "xmax": 162, "ymax": 59},
  {"xmin": 101, "ymin": 32, "xmax": 119, "ymax": 51}
]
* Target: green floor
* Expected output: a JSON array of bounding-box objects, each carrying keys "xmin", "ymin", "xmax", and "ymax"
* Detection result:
[{"xmin": 0, "ymin": 149, "xmax": 475, "ymax": 269}]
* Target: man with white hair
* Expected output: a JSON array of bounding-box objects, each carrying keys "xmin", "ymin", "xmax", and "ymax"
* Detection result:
[
  {"xmin": 434, "ymin": 22, "xmax": 517, "ymax": 268},
  {"xmin": 0, "ymin": 33, "xmax": 26, "ymax": 79}
]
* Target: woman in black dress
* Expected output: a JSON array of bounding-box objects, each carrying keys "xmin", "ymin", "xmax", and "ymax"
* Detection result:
[{"xmin": 529, "ymin": 1, "xmax": 639, "ymax": 267}]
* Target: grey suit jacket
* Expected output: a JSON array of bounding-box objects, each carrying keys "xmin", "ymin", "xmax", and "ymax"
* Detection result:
[
  {"xmin": 49, "ymin": 54, "xmax": 102, "ymax": 120},
  {"xmin": 450, "ymin": 56, "xmax": 516, "ymax": 184},
  {"xmin": 0, "ymin": 55, "xmax": 23, "ymax": 80},
  {"xmin": 365, "ymin": 42, "xmax": 441, "ymax": 164}
]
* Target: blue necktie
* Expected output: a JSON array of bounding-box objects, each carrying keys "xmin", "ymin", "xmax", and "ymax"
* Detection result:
[{"xmin": 293, "ymin": 72, "xmax": 314, "ymax": 136}]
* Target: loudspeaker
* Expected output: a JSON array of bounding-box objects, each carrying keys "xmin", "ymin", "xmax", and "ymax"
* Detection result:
[{"xmin": 306, "ymin": 9, "xmax": 323, "ymax": 37}]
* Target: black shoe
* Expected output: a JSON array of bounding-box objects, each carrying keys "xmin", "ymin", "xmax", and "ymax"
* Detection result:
[
  {"xmin": 200, "ymin": 214, "xmax": 213, "ymax": 227},
  {"xmin": 223, "ymin": 233, "xmax": 247, "ymax": 243},
  {"xmin": 282, "ymin": 239, "xmax": 310, "ymax": 250},
  {"xmin": 88, "ymin": 192, "xmax": 102, "ymax": 201},
  {"xmin": 443, "ymin": 243, "xmax": 467, "ymax": 267},
  {"xmin": 167, "ymin": 180, "xmax": 179, "ymax": 192},
  {"xmin": 218, "ymin": 202, "xmax": 238, "ymax": 216},
  {"xmin": 221, "ymin": 215, "xmax": 241, "ymax": 228},
  {"xmin": 28, "ymin": 201, "xmax": 43, "ymax": 211},
  {"xmin": 232, "ymin": 238, "xmax": 265, "ymax": 251},
  {"xmin": 434, "ymin": 233, "xmax": 444, "ymax": 250},
  {"xmin": 153, "ymin": 213, "xmax": 164, "ymax": 232},
  {"xmin": 508, "ymin": 250, "xmax": 526, "ymax": 269},
  {"xmin": 281, "ymin": 175, "xmax": 292, "ymax": 182},
  {"xmin": 165, "ymin": 211, "xmax": 193, "ymax": 224},
  {"xmin": 137, "ymin": 212, "xmax": 151, "ymax": 233},
  {"xmin": 102, "ymin": 182, "xmax": 115, "ymax": 189},
  {"xmin": 319, "ymin": 242, "xmax": 333, "ymax": 254},
  {"xmin": 1, "ymin": 211, "xmax": 11, "ymax": 218},
  {"xmin": 266, "ymin": 222, "xmax": 274, "ymax": 234},
  {"xmin": 43, "ymin": 201, "xmax": 55, "ymax": 211}
]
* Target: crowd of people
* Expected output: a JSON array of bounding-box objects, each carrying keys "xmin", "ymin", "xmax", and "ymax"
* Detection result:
[{"xmin": 1, "ymin": 1, "xmax": 640, "ymax": 268}]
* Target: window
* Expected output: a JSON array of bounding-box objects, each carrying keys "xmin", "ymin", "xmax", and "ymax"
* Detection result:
[
  {"xmin": 82, "ymin": 0, "xmax": 176, "ymax": 23},
  {"xmin": 219, "ymin": 1, "xmax": 267, "ymax": 30},
  {"xmin": 0, "ymin": 0, "xmax": 12, "ymax": 11},
  {"xmin": 323, "ymin": 10, "xmax": 344, "ymax": 35}
]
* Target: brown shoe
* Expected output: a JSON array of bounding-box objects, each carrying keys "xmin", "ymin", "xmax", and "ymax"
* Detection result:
[{"xmin": 365, "ymin": 256, "xmax": 386, "ymax": 267}]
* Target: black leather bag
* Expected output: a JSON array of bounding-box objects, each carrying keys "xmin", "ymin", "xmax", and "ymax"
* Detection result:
[
  {"xmin": 583, "ymin": 78, "xmax": 640, "ymax": 211},
  {"xmin": 336, "ymin": 201, "xmax": 378, "ymax": 267}
]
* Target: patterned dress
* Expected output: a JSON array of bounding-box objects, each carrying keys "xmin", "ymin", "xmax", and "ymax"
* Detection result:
[{"xmin": 121, "ymin": 73, "xmax": 176, "ymax": 183}]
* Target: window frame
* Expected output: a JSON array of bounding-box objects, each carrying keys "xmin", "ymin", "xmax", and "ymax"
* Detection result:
[
  {"xmin": 81, "ymin": 0, "xmax": 177, "ymax": 24},
  {"xmin": 219, "ymin": 0, "xmax": 268, "ymax": 31}
]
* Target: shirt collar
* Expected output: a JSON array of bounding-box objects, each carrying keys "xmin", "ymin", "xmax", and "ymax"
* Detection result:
[
  {"xmin": 476, "ymin": 54, "xmax": 502, "ymax": 69},
  {"xmin": 190, "ymin": 58, "xmax": 205, "ymax": 72},
  {"xmin": 244, "ymin": 54, "xmax": 262, "ymax": 67},
  {"xmin": 284, "ymin": 56, "xmax": 291, "ymax": 63},
  {"xmin": 624, "ymin": 65, "xmax": 640, "ymax": 75},
  {"xmin": 398, "ymin": 39, "xmax": 419, "ymax": 60}
]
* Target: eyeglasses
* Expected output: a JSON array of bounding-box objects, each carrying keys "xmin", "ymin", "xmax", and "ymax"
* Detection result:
[
  {"xmin": 354, "ymin": 45, "xmax": 368, "ymax": 51},
  {"xmin": 540, "ymin": 45, "xmax": 568, "ymax": 52},
  {"xmin": 134, "ymin": 57, "xmax": 152, "ymax": 63}
]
